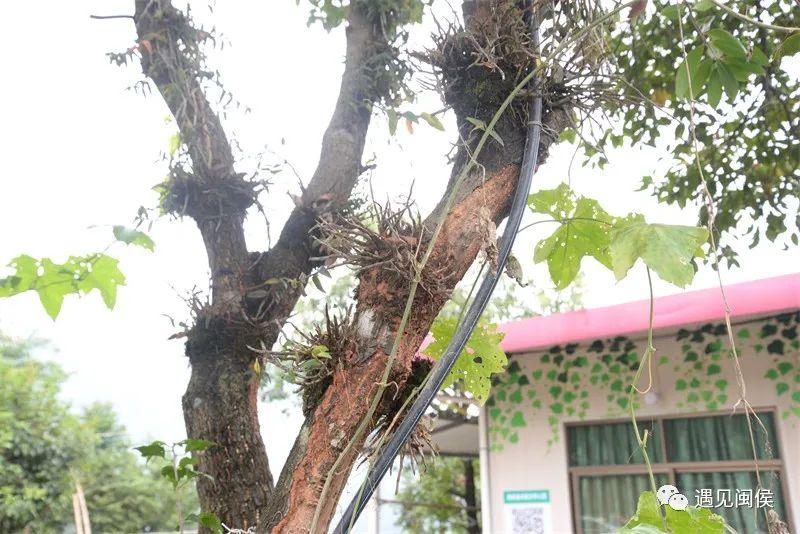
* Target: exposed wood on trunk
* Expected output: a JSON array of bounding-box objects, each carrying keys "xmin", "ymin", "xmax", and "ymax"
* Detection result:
[{"xmin": 268, "ymin": 0, "xmax": 571, "ymax": 526}]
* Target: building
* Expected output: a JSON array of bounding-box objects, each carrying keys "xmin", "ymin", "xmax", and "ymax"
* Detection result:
[{"xmin": 432, "ymin": 273, "xmax": 800, "ymax": 533}]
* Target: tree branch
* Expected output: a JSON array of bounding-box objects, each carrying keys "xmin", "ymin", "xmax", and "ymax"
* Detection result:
[
  {"xmin": 134, "ymin": 0, "xmax": 249, "ymax": 306},
  {"xmin": 247, "ymin": 3, "xmax": 395, "ymax": 359}
]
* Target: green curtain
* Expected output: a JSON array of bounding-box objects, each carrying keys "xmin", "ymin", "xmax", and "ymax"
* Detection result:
[
  {"xmin": 568, "ymin": 420, "xmax": 664, "ymax": 466},
  {"xmin": 663, "ymin": 412, "xmax": 778, "ymax": 462},
  {"xmin": 578, "ymin": 474, "xmax": 668, "ymax": 534},
  {"xmin": 677, "ymin": 471, "xmax": 786, "ymax": 533}
]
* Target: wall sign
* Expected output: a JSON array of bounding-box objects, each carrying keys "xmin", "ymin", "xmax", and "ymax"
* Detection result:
[{"xmin": 503, "ymin": 489, "xmax": 552, "ymax": 534}]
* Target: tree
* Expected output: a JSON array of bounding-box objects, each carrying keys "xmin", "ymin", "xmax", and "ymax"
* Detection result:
[
  {"xmin": 396, "ymin": 457, "xmax": 480, "ymax": 534},
  {"xmin": 0, "ymin": 334, "xmax": 190, "ymax": 532},
  {"xmin": 1, "ymin": 0, "xmax": 797, "ymax": 532}
]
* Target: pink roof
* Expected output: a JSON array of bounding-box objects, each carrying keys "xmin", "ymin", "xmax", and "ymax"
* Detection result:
[{"xmin": 499, "ymin": 273, "xmax": 800, "ymax": 354}]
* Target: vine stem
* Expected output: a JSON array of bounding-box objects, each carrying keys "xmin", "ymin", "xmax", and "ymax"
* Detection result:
[
  {"xmin": 675, "ymin": 1, "xmax": 772, "ymax": 528},
  {"xmin": 628, "ymin": 268, "xmax": 663, "ymax": 526},
  {"xmin": 309, "ymin": 3, "xmax": 637, "ymax": 531},
  {"xmin": 707, "ymin": 0, "xmax": 800, "ymax": 33}
]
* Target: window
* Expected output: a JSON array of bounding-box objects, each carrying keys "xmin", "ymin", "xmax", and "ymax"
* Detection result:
[{"xmin": 566, "ymin": 410, "xmax": 791, "ymax": 534}]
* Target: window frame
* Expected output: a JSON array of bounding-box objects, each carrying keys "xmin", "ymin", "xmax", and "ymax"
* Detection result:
[{"xmin": 566, "ymin": 407, "xmax": 794, "ymax": 534}]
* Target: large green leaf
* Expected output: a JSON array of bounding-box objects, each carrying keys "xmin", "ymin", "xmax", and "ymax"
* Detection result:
[
  {"xmin": 610, "ymin": 223, "xmax": 709, "ymax": 287},
  {"xmin": 621, "ymin": 492, "xmax": 729, "ymax": 533},
  {"xmin": 424, "ymin": 317, "xmax": 507, "ymax": 404}
]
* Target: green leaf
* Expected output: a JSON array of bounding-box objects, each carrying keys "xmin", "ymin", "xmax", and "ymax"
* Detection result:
[
  {"xmin": 113, "ymin": 225, "xmax": 155, "ymax": 251},
  {"xmin": 420, "ymin": 112, "xmax": 445, "ymax": 131},
  {"xmin": 610, "ymin": 223, "xmax": 709, "ymax": 287},
  {"xmin": 694, "ymin": 0, "xmax": 715, "ymax": 11},
  {"xmin": 622, "ymin": 492, "xmax": 663, "ymax": 530},
  {"xmin": 465, "ymin": 117, "xmax": 486, "ymax": 130},
  {"xmin": 387, "ymin": 108, "xmax": 399, "ymax": 136},
  {"xmin": 182, "ymin": 438, "xmax": 216, "ymax": 453},
  {"xmin": 197, "ymin": 511, "xmax": 223, "ymax": 534},
  {"xmin": 775, "ymin": 32, "xmax": 800, "ymax": 59},
  {"xmin": 160, "ymin": 465, "xmax": 179, "ymax": 488},
  {"xmin": 707, "ymin": 29, "xmax": 747, "ymax": 59},
  {"xmin": 622, "ymin": 492, "xmax": 729, "ymax": 533},
  {"xmin": 36, "ymin": 258, "xmax": 77, "ymax": 319},
  {"xmin": 77, "ymin": 255, "xmax": 126, "ymax": 309},
  {"xmin": 135, "ymin": 441, "xmax": 166, "ymax": 460},
  {"xmin": 425, "ymin": 318, "xmax": 508, "ymax": 404},
  {"xmin": 168, "ymin": 132, "xmax": 181, "ymax": 156},
  {"xmin": 716, "ymin": 62, "xmax": 739, "ymax": 100},
  {"xmin": 706, "ymin": 68, "xmax": 723, "ymax": 107},
  {"xmin": 777, "ymin": 382, "xmax": 789, "ymax": 395},
  {"xmin": 510, "ymin": 411, "xmax": 526, "ymax": 427},
  {"xmin": 0, "ymin": 255, "xmax": 38, "ymax": 297},
  {"xmin": 665, "ymin": 504, "xmax": 727, "ymax": 533},
  {"xmin": 675, "ymin": 46, "xmax": 705, "ymax": 99}
]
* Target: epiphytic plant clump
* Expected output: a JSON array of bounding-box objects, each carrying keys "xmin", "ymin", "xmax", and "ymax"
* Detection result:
[
  {"xmin": 314, "ymin": 201, "xmax": 450, "ymax": 300},
  {"xmin": 276, "ymin": 308, "xmax": 357, "ymax": 416},
  {"xmin": 154, "ymin": 167, "xmax": 260, "ymax": 220},
  {"xmin": 427, "ymin": 2, "xmax": 539, "ymax": 125}
]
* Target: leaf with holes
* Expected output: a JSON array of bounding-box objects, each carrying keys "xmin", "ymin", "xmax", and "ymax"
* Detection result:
[
  {"xmin": 529, "ymin": 185, "xmax": 628, "ymax": 289},
  {"xmin": 424, "ymin": 317, "xmax": 507, "ymax": 404},
  {"xmin": 77, "ymin": 255, "xmax": 126, "ymax": 309}
]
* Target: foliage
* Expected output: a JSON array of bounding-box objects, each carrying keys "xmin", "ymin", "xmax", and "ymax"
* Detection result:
[
  {"xmin": 425, "ymin": 317, "xmax": 507, "ymax": 404},
  {"xmin": 113, "ymin": 225, "xmax": 156, "ymax": 251},
  {"xmin": 0, "ymin": 335, "xmax": 186, "ymax": 532},
  {"xmin": 135, "ymin": 438, "xmax": 218, "ymax": 532},
  {"xmin": 528, "ymin": 184, "xmax": 709, "ymax": 289},
  {"xmin": 0, "ymin": 226, "xmax": 154, "ymax": 319},
  {"xmin": 621, "ymin": 491, "xmax": 729, "ymax": 533},
  {"xmin": 610, "ymin": 0, "xmax": 800, "ymax": 263},
  {"xmin": 395, "ymin": 458, "xmax": 480, "ymax": 534}
]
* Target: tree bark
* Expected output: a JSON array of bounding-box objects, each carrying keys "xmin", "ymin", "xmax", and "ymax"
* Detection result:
[{"xmin": 463, "ymin": 459, "xmax": 480, "ymax": 534}]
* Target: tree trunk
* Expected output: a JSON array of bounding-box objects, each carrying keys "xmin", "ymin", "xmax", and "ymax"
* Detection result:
[
  {"xmin": 183, "ymin": 346, "xmax": 273, "ymax": 530},
  {"xmin": 463, "ymin": 459, "xmax": 480, "ymax": 534}
]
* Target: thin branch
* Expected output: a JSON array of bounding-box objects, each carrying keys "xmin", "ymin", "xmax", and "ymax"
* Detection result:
[
  {"xmin": 90, "ymin": 14, "xmax": 134, "ymax": 20},
  {"xmin": 707, "ymin": 0, "xmax": 800, "ymax": 33}
]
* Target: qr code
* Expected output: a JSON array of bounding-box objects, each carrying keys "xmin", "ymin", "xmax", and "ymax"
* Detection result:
[{"xmin": 511, "ymin": 507, "xmax": 545, "ymax": 534}]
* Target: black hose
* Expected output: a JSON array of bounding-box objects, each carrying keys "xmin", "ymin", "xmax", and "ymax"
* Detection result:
[{"xmin": 332, "ymin": 6, "xmax": 542, "ymax": 532}]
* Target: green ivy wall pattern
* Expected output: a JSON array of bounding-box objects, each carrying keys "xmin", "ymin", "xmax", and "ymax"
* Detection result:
[{"xmin": 486, "ymin": 312, "xmax": 800, "ymax": 449}]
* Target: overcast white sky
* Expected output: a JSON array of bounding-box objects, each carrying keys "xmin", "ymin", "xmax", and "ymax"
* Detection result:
[{"xmin": 0, "ymin": 2, "xmax": 798, "ymax": 527}]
